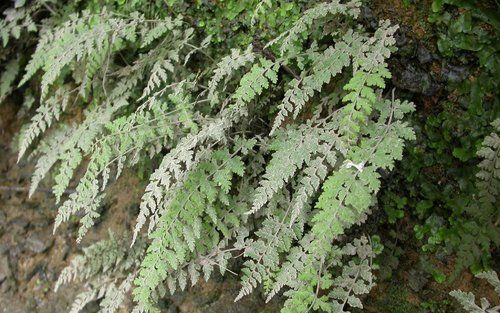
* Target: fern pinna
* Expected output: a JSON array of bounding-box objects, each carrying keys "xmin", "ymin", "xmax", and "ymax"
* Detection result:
[{"xmin": 1, "ymin": 1, "xmax": 418, "ymax": 312}]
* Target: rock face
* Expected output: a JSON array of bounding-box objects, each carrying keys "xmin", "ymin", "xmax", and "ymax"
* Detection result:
[
  {"xmin": 0, "ymin": 255, "xmax": 11, "ymax": 283},
  {"xmin": 392, "ymin": 63, "xmax": 439, "ymax": 96},
  {"xmin": 417, "ymin": 45, "xmax": 433, "ymax": 64},
  {"xmin": 441, "ymin": 64, "xmax": 469, "ymax": 83},
  {"xmin": 167, "ymin": 277, "xmax": 283, "ymax": 313},
  {"xmin": 25, "ymin": 231, "xmax": 54, "ymax": 254}
]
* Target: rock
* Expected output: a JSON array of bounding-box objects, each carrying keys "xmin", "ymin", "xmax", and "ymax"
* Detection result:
[
  {"xmin": 0, "ymin": 277, "xmax": 14, "ymax": 294},
  {"xmin": 25, "ymin": 231, "xmax": 53, "ymax": 254},
  {"xmin": 392, "ymin": 63, "xmax": 439, "ymax": 95},
  {"xmin": 394, "ymin": 28, "xmax": 408, "ymax": 48},
  {"xmin": 0, "ymin": 244, "xmax": 8, "ymax": 255},
  {"xmin": 30, "ymin": 217, "xmax": 50, "ymax": 228},
  {"xmin": 8, "ymin": 245, "xmax": 22, "ymax": 259},
  {"xmin": 9, "ymin": 217, "xmax": 29, "ymax": 234},
  {"xmin": 0, "ymin": 211, "xmax": 6, "ymax": 226},
  {"xmin": 81, "ymin": 300, "xmax": 100, "ymax": 313},
  {"xmin": 24, "ymin": 262, "xmax": 44, "ymax": 281},
  {"xmin": 442, "ymin": 64, "xmax": 468, "ymax": 83},
  {"xmin": 0, "ymin": 255, "xmax": 11, "ymax": 283},
  {"xmin": 417, "ymin": 45, "xmax": 432, "ymax": 64},
  {"xmin": 23, "ymin": 298, "xmax": 37, "ymax": 313},
  {"xmin": 59, "ymin": 243, "xmax": 70, "ymax": 261},
  {"xmin": 167, "ymin": 306, "xmax": 179, "ymax": 313},
  {"xmin": 360, "ymin": 6, "xmax": 378, "ymax": 30}
]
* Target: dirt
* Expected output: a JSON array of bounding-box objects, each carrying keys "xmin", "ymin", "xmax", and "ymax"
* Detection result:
[{"xmin": 0, "ymin": 101, "xmax": 77, "ymax": 313}]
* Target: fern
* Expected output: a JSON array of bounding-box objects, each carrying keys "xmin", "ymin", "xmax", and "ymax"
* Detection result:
[
  {"xmin": 272, "ymin": 0, "xmax": 361, "ymax": 56},
  {"xmin": 133, "ymin": 57, "xmax": 278, "ymax": 246},
  {"xmin": 475, "ymin": 119, "xmax": 500, "ymax": 212},
  {"xmin": 56, "ymin": 231, "xmax": 146, "ymax": 312},
  {"xmin": 207, "ymin": 45, "xmax": 255, "ymax": 105},
  {"xmin": 450, "ymin": 119, "xmax": 500, "ymax": 275},
  {"xmin": 54, "ymin": 93, "xmax": 197, "ymax": 241},
  {"xmin": 0, "ymin": 1, "xmax": 38, "ymax": 47},
  {"xmin": 138, "ymin": 24, "xmax": 194, "ymax": 101},
  {"xmin": 18, "ymin": 85, "xmax": 72, "ymax": 159},
  {"xmin": 271, "ymin": 24, "xmax": 365, "ymax": 134},
  {"xmin": 19, "ymin": 10, "xmax": 140, "ymax": 99},
  {"xmin": 450, "ymin": 271, "xmax": 500, "ymax": 313},
  {"xmin": 140, "ymin": 17, "xmax": 182, "ymax": 48},
  {"xmin": 339, "ymin": 20, "xmax": 398, "ymax": 139},
  {"xmin": 133, "ymin": 147, "xmax": 247, "ymax": 312},
  {"xmin": 30, "ymin": 100, "xmax": 124, "ymax": 198},
  {"xmin": 280, "ymin": 236, "xmax": 379, "ymax": 313},
  {"xmin": 237, "ymin": 98, "xmax": 414, "ymax": 305},
  {"xmin": 249, "ymin": 125, "xmax": 324, "ymax": 215},
  {"xmin": 233, "ymin": 58, "xmax": 279, "ymax": 107},
  {"xmin": 0, "ymin": 1, "xmax": 421, "ymax": 312},
  {"xmin": 0, "ymin": 56, "xmax": 20, "ymax": 103}
]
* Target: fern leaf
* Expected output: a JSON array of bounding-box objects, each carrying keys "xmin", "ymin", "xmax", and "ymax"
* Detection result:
[
  {"xmin": 18, "ymin": 85, "xmax": 72, "ymax": 160},
  {"xmin": 0, "ymin": 56, "xmax": 20, "ymax": 103},
  {"xmin": 207, "ymin": 45, "xmax": 255, "ymax": 105}
]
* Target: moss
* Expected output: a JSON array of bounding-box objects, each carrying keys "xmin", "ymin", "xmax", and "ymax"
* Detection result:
[
  {"xmin": 368, "ymin": 285, "xmax": 423, "ymax": 313},
  {"xmin": 371, "ymin": 0, "xmax": 433, "ymax": 41}
]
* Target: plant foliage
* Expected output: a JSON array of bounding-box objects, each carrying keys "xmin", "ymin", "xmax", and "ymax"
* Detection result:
[{"xmin": 0, "ymin": 0, "xmax": 453, "ymax": 312}]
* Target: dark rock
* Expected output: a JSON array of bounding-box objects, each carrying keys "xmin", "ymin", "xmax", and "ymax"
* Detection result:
[
  {"xmin": 395, "ymin": 28, "xmax": 408, "ymax": 48},
  {"xmin": 0, "ymin": 277, "xmax": 14, "ymax": 294},
  {"xmin": 25, "ymin": 231, "xmax": 53, "ymax": 254},
  {"xmin": 360, "ymin": 6, "xmax": 378, "ymax": 30},
  {"xmin": 23, "ymin": 298, "xmax": 37, "ymax": 313},
  {"xmin": 0, "ymin": 255, "xmax": 11, "ymax": 283},
  {"xmin": 442, "ymin": 64, "xmax": 469, "ymax": 83},
  {"xmin": 81, "ymin": 300, "xmax": 100, "ymax": 313},
  {"xmin": 60, "ymin": 243, "xmax": 70, "ymax": 261},
  {"xmin": 392, "ymin": 63, "xmax": 439, "ymax": 95},
  {"xmin": 435, "ymin": 249, "xmax": 452, "ymax": 263},
  {"xmin": 417, "ymin": 45, "xmax": 432, "ymax": 64},
  {"xmin": 167, "ymin": 306, "xmax": 179, "ymax": 313}
]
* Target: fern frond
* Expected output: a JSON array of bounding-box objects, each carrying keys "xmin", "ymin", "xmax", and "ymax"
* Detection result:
[
  {"xmin": 249, "ymin": 125, "xmax": 322, "ymax": 215},
  {"xmin": 271, "ymin": 30, "xmax": 364, "ymax": 134},
  {"xmin": 476, "ymin": 118, "xmax": 499, "ymax": 210},
  {"xmin": 133, "ymin": 148, "xmax": 245, "ymax": 312},
  {"xmin": 0, "ymin": 56, "xmax": 20, "ymax": 103},
  {"xmin": 272, "ymin": 0, "xmax": 361, "ymax": 56},
  {"xmin": 233, "ymin": 58, "xmax": 279, "ymax": 107},
  {"xmin": 207, "ymin": 45, "xmax": 255, "ymax": 105},
  {"xmin": 141, "ymin": 17, "xmax": 181, "ymax": 48},
  {"xmin": 18, "ymin": 85, "xmax": 72, "ymax": 160}
]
